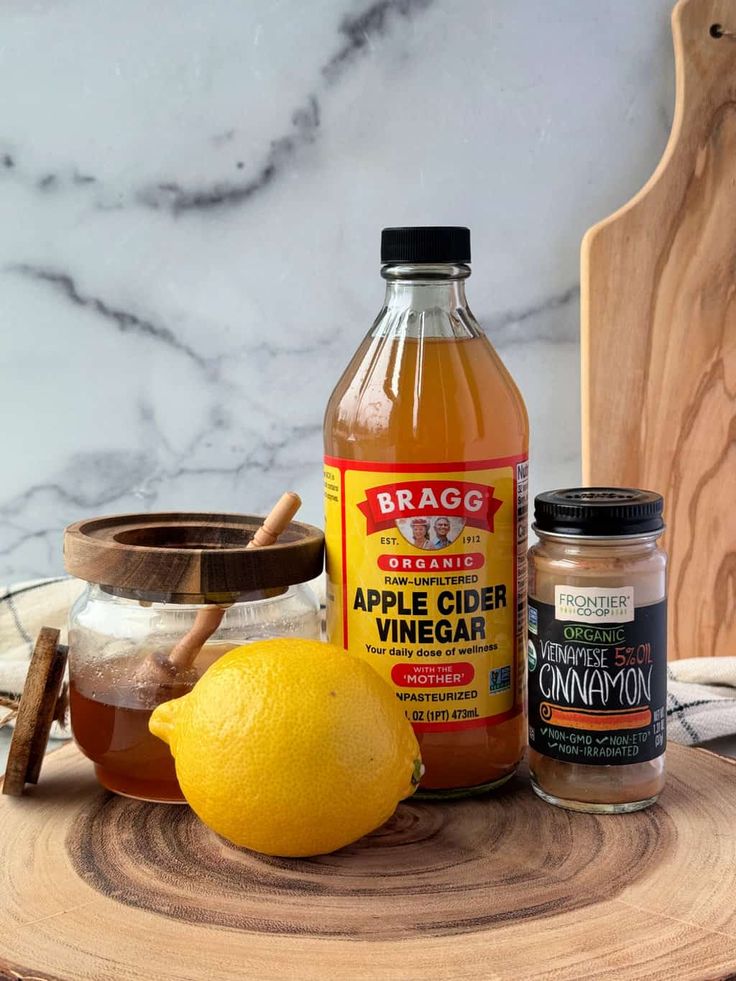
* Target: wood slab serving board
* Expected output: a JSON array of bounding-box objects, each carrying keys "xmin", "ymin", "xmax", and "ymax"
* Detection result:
[
  {"xmin": 581, "ymin": 0, "xmax": 736, "ymax": 661},
  {"xmin": 2, "ymin": 742, "xmax": 736, "ymax": 980}
]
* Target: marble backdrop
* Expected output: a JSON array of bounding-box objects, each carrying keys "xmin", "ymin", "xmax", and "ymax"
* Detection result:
[{"xmin": 0, "ymin": 0, "xmax": 675, "ymax": 582}]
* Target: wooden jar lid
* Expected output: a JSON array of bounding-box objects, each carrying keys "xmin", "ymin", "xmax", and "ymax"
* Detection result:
[
  {"xmin": 2, "ymin": 627, "xmax": 68, "ymax": 797},
  {"xmin": 64, "ymin": 512, "xmax": 324, "ymax": 597}
]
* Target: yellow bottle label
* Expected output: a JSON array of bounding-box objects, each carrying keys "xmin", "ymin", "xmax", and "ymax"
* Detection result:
[{"xmin": 324, "ymin": 455, "xmax": 528, "ymax": 732}]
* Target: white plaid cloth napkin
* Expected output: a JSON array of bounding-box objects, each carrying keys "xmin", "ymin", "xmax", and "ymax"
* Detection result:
[
  {"xmin": 0, "ymin": 577, "xmax": 83, "ymax": 738},
  {"xmin": 2, "ymin": 578, "xmax": 735, "ymax": 747},
  {"xmin": 667, "ymin": 659, "xmax": 736, "ymax": 745}
]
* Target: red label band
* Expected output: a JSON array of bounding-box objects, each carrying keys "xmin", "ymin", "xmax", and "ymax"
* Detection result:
[
  {"xmin": 391, "ymin": 662, "xmax": 475, "ymax": 688},
  {"xmin": 358, "ymin": 479, "xmax": 503, "ymax": 534},
  {"xmin": 377, "ymin": 552, "xmax": 485, "ymax": 572}
]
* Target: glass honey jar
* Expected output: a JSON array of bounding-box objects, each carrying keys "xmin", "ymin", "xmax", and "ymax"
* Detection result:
[
  {"xmin": 64, "ymin": 512, "xmax": 323, "ymax": 803},
  {"xmin": 527, "ymin": 488, "xmax": 667, "ymax": 813}
]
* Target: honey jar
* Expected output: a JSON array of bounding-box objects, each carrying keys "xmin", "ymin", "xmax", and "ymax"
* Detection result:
[{"xmin": 63, "ymin": 512, "xmax": 323, "ymax": 803}]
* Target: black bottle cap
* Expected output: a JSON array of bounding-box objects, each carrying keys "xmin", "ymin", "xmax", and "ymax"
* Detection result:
[
  {"xmin": 534, "ymin": 488, "xmax": 665, "ymax": 537},
  {"xmin": 381, "ymin": 226, "xmax": 471, "ymax": 264}
]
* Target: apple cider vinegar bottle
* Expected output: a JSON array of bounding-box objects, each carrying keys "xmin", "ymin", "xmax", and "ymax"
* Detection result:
[{"xmin": 324, "ymin": 227, "xmax": 529, "ymax": 797}]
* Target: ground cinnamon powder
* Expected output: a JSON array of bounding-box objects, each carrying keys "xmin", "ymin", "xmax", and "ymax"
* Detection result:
[{"xmin": 527, "ymin": 488, "xmax": 667, "ymax": 813}]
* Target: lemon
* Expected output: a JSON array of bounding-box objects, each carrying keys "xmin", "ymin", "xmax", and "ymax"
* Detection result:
[{"xmin": 149, "ymin": 638, "xmax": 421, "ymax": 857}]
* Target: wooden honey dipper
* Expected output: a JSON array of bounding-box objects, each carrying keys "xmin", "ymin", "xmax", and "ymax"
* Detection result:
[{"xmin": 134, "ymin": 492, "xmax": 302, "ymax": 689}]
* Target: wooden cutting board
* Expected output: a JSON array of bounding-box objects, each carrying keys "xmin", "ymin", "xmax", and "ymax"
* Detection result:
[
  {"xmin": 2, "ymin": 742, "xmax": 736, "ymax": 980},
  {"xmin": 581, "ymin": 0, "xmax": 736, "ymax": 661}
]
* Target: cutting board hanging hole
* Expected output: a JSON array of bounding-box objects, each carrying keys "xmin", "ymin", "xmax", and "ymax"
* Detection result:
[{"xmin": 710, "ymin": 22, "xmax": 736, "ymax": 37}]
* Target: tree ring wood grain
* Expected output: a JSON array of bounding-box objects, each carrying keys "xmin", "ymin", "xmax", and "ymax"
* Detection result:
[
  {"xmin": 4, "ymin": 743, "xmax": 736, "ymax": 979},
  {"xmin": 65, "ymin": 768, "xmax": 674, "ymax": 940}
]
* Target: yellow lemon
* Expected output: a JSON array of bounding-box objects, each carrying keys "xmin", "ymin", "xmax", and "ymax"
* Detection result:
[{"xmin": 149, "ymin": 638, "xmax": 421, "ymax": 857}]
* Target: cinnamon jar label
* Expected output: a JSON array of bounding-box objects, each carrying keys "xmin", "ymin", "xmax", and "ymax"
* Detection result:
[
  {"xmin": 324, "ymin": 455, "xmax": 528, "ymax": 733},
  {"xmin": 527, "ymin": 597, "xmax": 667, "ymax": 764}
]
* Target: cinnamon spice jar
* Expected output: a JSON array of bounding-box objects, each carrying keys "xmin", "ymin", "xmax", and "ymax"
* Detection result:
[{"xmin": 527, "ymin": 489, "xmax": 667, "ymax": 813}]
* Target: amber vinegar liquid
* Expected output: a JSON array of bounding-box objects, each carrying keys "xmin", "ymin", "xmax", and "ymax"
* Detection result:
[{"xmin": 324, "ymin": 240, "xmax": 528, "ymax": 795}]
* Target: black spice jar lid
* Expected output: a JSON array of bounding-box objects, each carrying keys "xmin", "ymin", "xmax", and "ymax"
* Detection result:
[{"xmin": 534, "ymin": 488, "xmax": 664, "ymax": 537}]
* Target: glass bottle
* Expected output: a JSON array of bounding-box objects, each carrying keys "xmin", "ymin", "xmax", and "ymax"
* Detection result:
[
  {"xmin": 527, "ymin": 488, "xmax": 667, "ymax": 812},
  {"xmin": 324, "ymin": 226, "xmax": 529, "ymax": 797}
]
